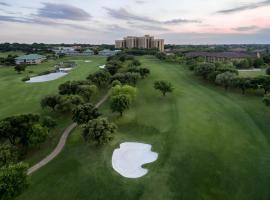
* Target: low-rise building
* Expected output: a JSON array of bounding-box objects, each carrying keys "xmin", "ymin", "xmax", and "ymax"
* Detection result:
[
  {"xmin": 15, "ymin": 54, "xmax": 46, "ymax": 65},
  {"xmin": 52, "ymin": 47, "xmax": 94, "ymax": 56},
  {"xmin": 99, "ymin": 49, "xmax": 121, "ymax": 56}
]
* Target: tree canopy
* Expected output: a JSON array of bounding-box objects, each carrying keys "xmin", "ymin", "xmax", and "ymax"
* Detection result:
[
  {"xmin": 82, "ymin": 118, "xmax": 117, "ymax": 145},
  {"xmin": 110, "ymin": 94, "xmax": 131, "ymax": 116},
  {"xmin": 154, "ymin": 80, "xmax": 174, "ymax": 96},
  {"xmin": 72, "ymin": 103, "xmax": 101, "ymax": 125}
]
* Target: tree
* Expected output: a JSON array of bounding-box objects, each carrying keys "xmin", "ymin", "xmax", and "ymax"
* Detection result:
[
  {"xmin": 78, "ymin": 85, "xmax": 97, "ymax": 102},
  {"xmin": 111, "ymin": 80, "xmax": 121, "ymax": 87},
  {"xmin": 255, "ymin": 76, "xmax": 270, "ymax": 94},
  {"xmin": 55, "ymin": 95, "xmax": 84, "ymax": 113},
  {"xmin": 0, "ymin": 145, "xmax": 18, "ymax": 167},
  {"xmin": 82, "ymin": 117, "xmax": 117, "ymax": 145},
  {"xmin": 14, "ymin": 65, "xmax": 26, "ymax": 74},
  {"xmin": 0, "ymin": 114, "xmax": 48, "ymax": 148},
  {"xmin": 72, "ymin": 103, "xmax": 101, "ymax": 124},
  {"xmin": 156, "ymin": 52, "xmax": 166, "ymax": 60},
  {"xmin": 41, "ymin": 116, "xmax": 57, "ymax": 129},
  {"xmin": 154, "ymin": 80, "xmax": 174, "ymax": 96},
  {"xmin": 0, "ymin": 163, "xmax": 28, "ymax": 200},
  {"xmin": 194, "ymin": 63, "xmax": 215, "ymax": 79},
  {"xmin": 58, "ymin": 80, "xmax": 88, "ymax": 95},
  {"xmin": 40, "ymin": 95, "xmax": 61, "ymax": 111},
  {"xmin": 110, "ymin": 94, "xmax": 131, "ymax": 116},
  {"xmin": 105, "ymin": 61, "xmax": 122, "ymax": 75},
  {"xmin": 111, "ymin": 85, "xmax": 137, "ymax": 101},
  {"xmin": 111, "ymin": 72, "xmax": 140, "ymax": 85},
  {"xmin": 263, "ymin": 94, "xmax": 270, "ymax": 106},
  {"xmin": 139, "ymin": 68, "xmax": 150, "ymax": 78},
  {"xmin": 215, "ymin": 72, "xmax": 236, "ymax": 90},
  {"xmin": 266, "ymin": 67, "xmax": 270, "ymax": 75},
  {"xmin": 233, "ymin": 77, "xmax": 252, "ymax": 94},
  {"xmin": 254, "ymin": 58, "xmax": 264, "ymax": 68},
  {"xmin": 87, "ymin": 70, "xmax": 111, "ymax": 87},
  {"xmin": 26, "ymin": 124, "xmax": 48, "ymax": 148}
]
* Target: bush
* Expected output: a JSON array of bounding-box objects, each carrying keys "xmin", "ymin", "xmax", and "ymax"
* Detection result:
[
  {"xmin": 266, "ymin": 67, "xmax": 270, "ymax": 75},
  {"xmin": 21, "ymin": 76, "xmax": 30, "ymax": 82},
  {"xmin": 41, "ymin": 116, "xmax": 57, "ymax": 129}
]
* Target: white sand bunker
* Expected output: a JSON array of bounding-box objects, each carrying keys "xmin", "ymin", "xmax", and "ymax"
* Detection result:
[
  {"xmin": 112, "ymin": 142, "xmax": 158, "ymax": 178},
  {"xmin": 99, "ymin": 65, "xmax": 105, "ymax": 69},
  {"xmin": 85, "ymin": 60, "xmax": 92, "ymax": 63}
]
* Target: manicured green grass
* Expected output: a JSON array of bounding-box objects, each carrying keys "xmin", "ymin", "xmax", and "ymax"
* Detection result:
[
  {"xmin": 238, "ymin": 69, "xmax": 266, "ymax": 77},
  {"xmin": 18, "ymin": 56, "xmax": 270, "ymax": 200},
  {"xmin": 0, "ymin": 51, "xmax": 24, "ymax": 57},
  {"xmin": 0, "ymin": 56, "xmax": 106, "ymax": 165}
]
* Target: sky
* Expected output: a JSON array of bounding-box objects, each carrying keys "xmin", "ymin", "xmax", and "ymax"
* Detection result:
[{"xmin": 0, "ymin": 0, "xmax": 270, "ymax": 44}]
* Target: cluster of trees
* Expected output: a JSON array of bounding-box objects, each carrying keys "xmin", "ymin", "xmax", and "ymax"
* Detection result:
[
  {"xmin": 0, "ymin": 43, "xmax": 50, "ymax": 54},
  {"xmin": 233, "ymin": 58, "xmax": 266, "ymax": 69},
  {"xmin": 0, "ymin": 55, "xmax": 17, "ymax": 66},
  {"xmin": 0, "ymin": 114, "xmax": 56, "ymax": 199},
  {"xmin": 156, "ymin": 52, "xmax": 185, "ymax": 64},
  {"xmin": 41, "ymin": 80, "xmax": 97, "ymax": 113},
  {"xmin": 191, "ymin": 62, "xmax": 270, "ymax": 95},
  {"xmin": 123, "ymin": 48, "xmax": 158, "ymax": 56}
]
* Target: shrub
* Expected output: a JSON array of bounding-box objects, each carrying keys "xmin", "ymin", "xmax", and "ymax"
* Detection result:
[
  {"xmin": 266, "ymin": 67, "xmax": 270, "ymax": 75},
  {"xmin": 21, "ymin": 76, "xmax": 30, "ymax": 82}
]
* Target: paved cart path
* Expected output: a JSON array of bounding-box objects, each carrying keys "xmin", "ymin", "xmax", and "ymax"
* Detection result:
[{"xmin": 27, "ymin": 92, "xmax": 110, "ymax": 175}]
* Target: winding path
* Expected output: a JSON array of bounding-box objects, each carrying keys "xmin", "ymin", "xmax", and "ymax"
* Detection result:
[{"xmin": 27, "ymin": 92, "xmax": 110, "ymax": 175}]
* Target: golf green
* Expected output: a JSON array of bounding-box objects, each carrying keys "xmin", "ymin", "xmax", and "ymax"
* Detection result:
[{"xmin": 17, "ymin": 56, "xmax": 270, "ymax": 200}]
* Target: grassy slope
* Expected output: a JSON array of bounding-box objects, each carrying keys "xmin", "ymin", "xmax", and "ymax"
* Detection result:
[
  {"xmin": 238, "ymin": 69, "xmax": 266, "ymax": 77},
  {"xmin": 18, "ymin": 56, "xmax": 270, "ymax": 200},
  {"xmin": 0, "ymin": 56, "xmax": 105, "ymax": 164}
]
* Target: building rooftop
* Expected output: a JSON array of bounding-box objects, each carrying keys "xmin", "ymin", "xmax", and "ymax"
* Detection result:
[{"xmin": 16, "ymin": 54, "xmax": 46, "ymax": 60}]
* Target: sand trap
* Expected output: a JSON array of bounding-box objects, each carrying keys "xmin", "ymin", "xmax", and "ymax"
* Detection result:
[
  {"xmin": 112, "ymin": 142, "xmax": 158, "ymax": 178},
  {"xmin": 99, "ymin": 65, "xmax": 105, "ymax": 69},
  {"xmin": 85, "ymin": 60, "xmax": 92, "ymax": 63},
  {"xmin": 26, "ymin": 72, "xmax": 67, "ymax": 83}
]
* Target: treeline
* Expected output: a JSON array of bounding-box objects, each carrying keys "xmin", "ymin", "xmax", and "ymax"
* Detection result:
[
  {"xmin": 156, "ymin": 52, "xmax": 270, "ymax": 69},
  {"xmin": 156, "ymin": 53, "xmax": 270, "ymax": 106},
  {"xmin": 0, "ymin": 114, "xmax": 56, "ymax": 199}
]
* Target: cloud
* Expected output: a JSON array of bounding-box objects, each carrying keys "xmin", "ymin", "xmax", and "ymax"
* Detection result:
[
  {"xmin": 135, "ymin": 0, "xmax": 146, "ymax": 4},
  {"xmin": 0, "ymin": 15, "xmax": 27, "ymax": 23},
  {"xmin": 164, "ymin": 18, "xmax": 201, "ymax": 24},
  {"xmin": 36, "ymin": 3, "xmax": 91, "ymax": 21},
  {"xmin": 133, "ymin": 24, "xmax": 169, "ymax": 31},
  {"xmin": 104, "ymin": 7, "xmax": 157, "ymax": 23},
  {"xmin": 0, "ymin": 14, "xmax": 91, "ymax": 31},
  {"xmin": 217, "ymin": 0, "xmax": 270, "ymax": 14},
  {"xmin": 159, "ymin": 28, "xmax": 270, "ymax": 44},
  {"xmin": 0, "ymin": 2, "xmax": 10, "ymax": 6},
  {"xmin": 104, "ymin": 7, "xmax": 201, "ymax": 25},
  {"xmin": 233, "ymin": 25, "xmax": 258, "ymax": 31}
]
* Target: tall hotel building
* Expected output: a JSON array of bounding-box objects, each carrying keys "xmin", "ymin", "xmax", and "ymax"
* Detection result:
[{"xmin": 115, "ymin": 35, "xmax": 165, "ymax": 52}]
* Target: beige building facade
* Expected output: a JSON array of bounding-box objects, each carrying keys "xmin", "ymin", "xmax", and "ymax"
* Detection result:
[{"xmin": 115, "ymin": 35, "xmax": 165, "ymax": 52}]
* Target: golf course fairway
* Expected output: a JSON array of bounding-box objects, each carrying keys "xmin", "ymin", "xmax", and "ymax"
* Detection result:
[{"xmin": 17, "ymin": 56, "xmax": 270, "ymax": 200}]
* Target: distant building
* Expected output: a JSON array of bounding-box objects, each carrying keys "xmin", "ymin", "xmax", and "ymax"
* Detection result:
[
  {"xmin": 15, "ymin": 54, "xmax": 46, "ymax": 65},
  {"xmin": 185, "ymin": 51, "xmax": 260, "ymax": 62},
  {"xmin": 99, "ymin": 49, "xmax": 121, "ymax": 56},
  {"xmin": 52, "ymin": 47, "xmax": 94, "ymax": 56},
  {"xmin": 115, "ymin": 35, "xmax": 165, "ymax": 52},
  {"xmin": 52, "ymin": 47, "xmax": 76, "ymax": 55}
]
